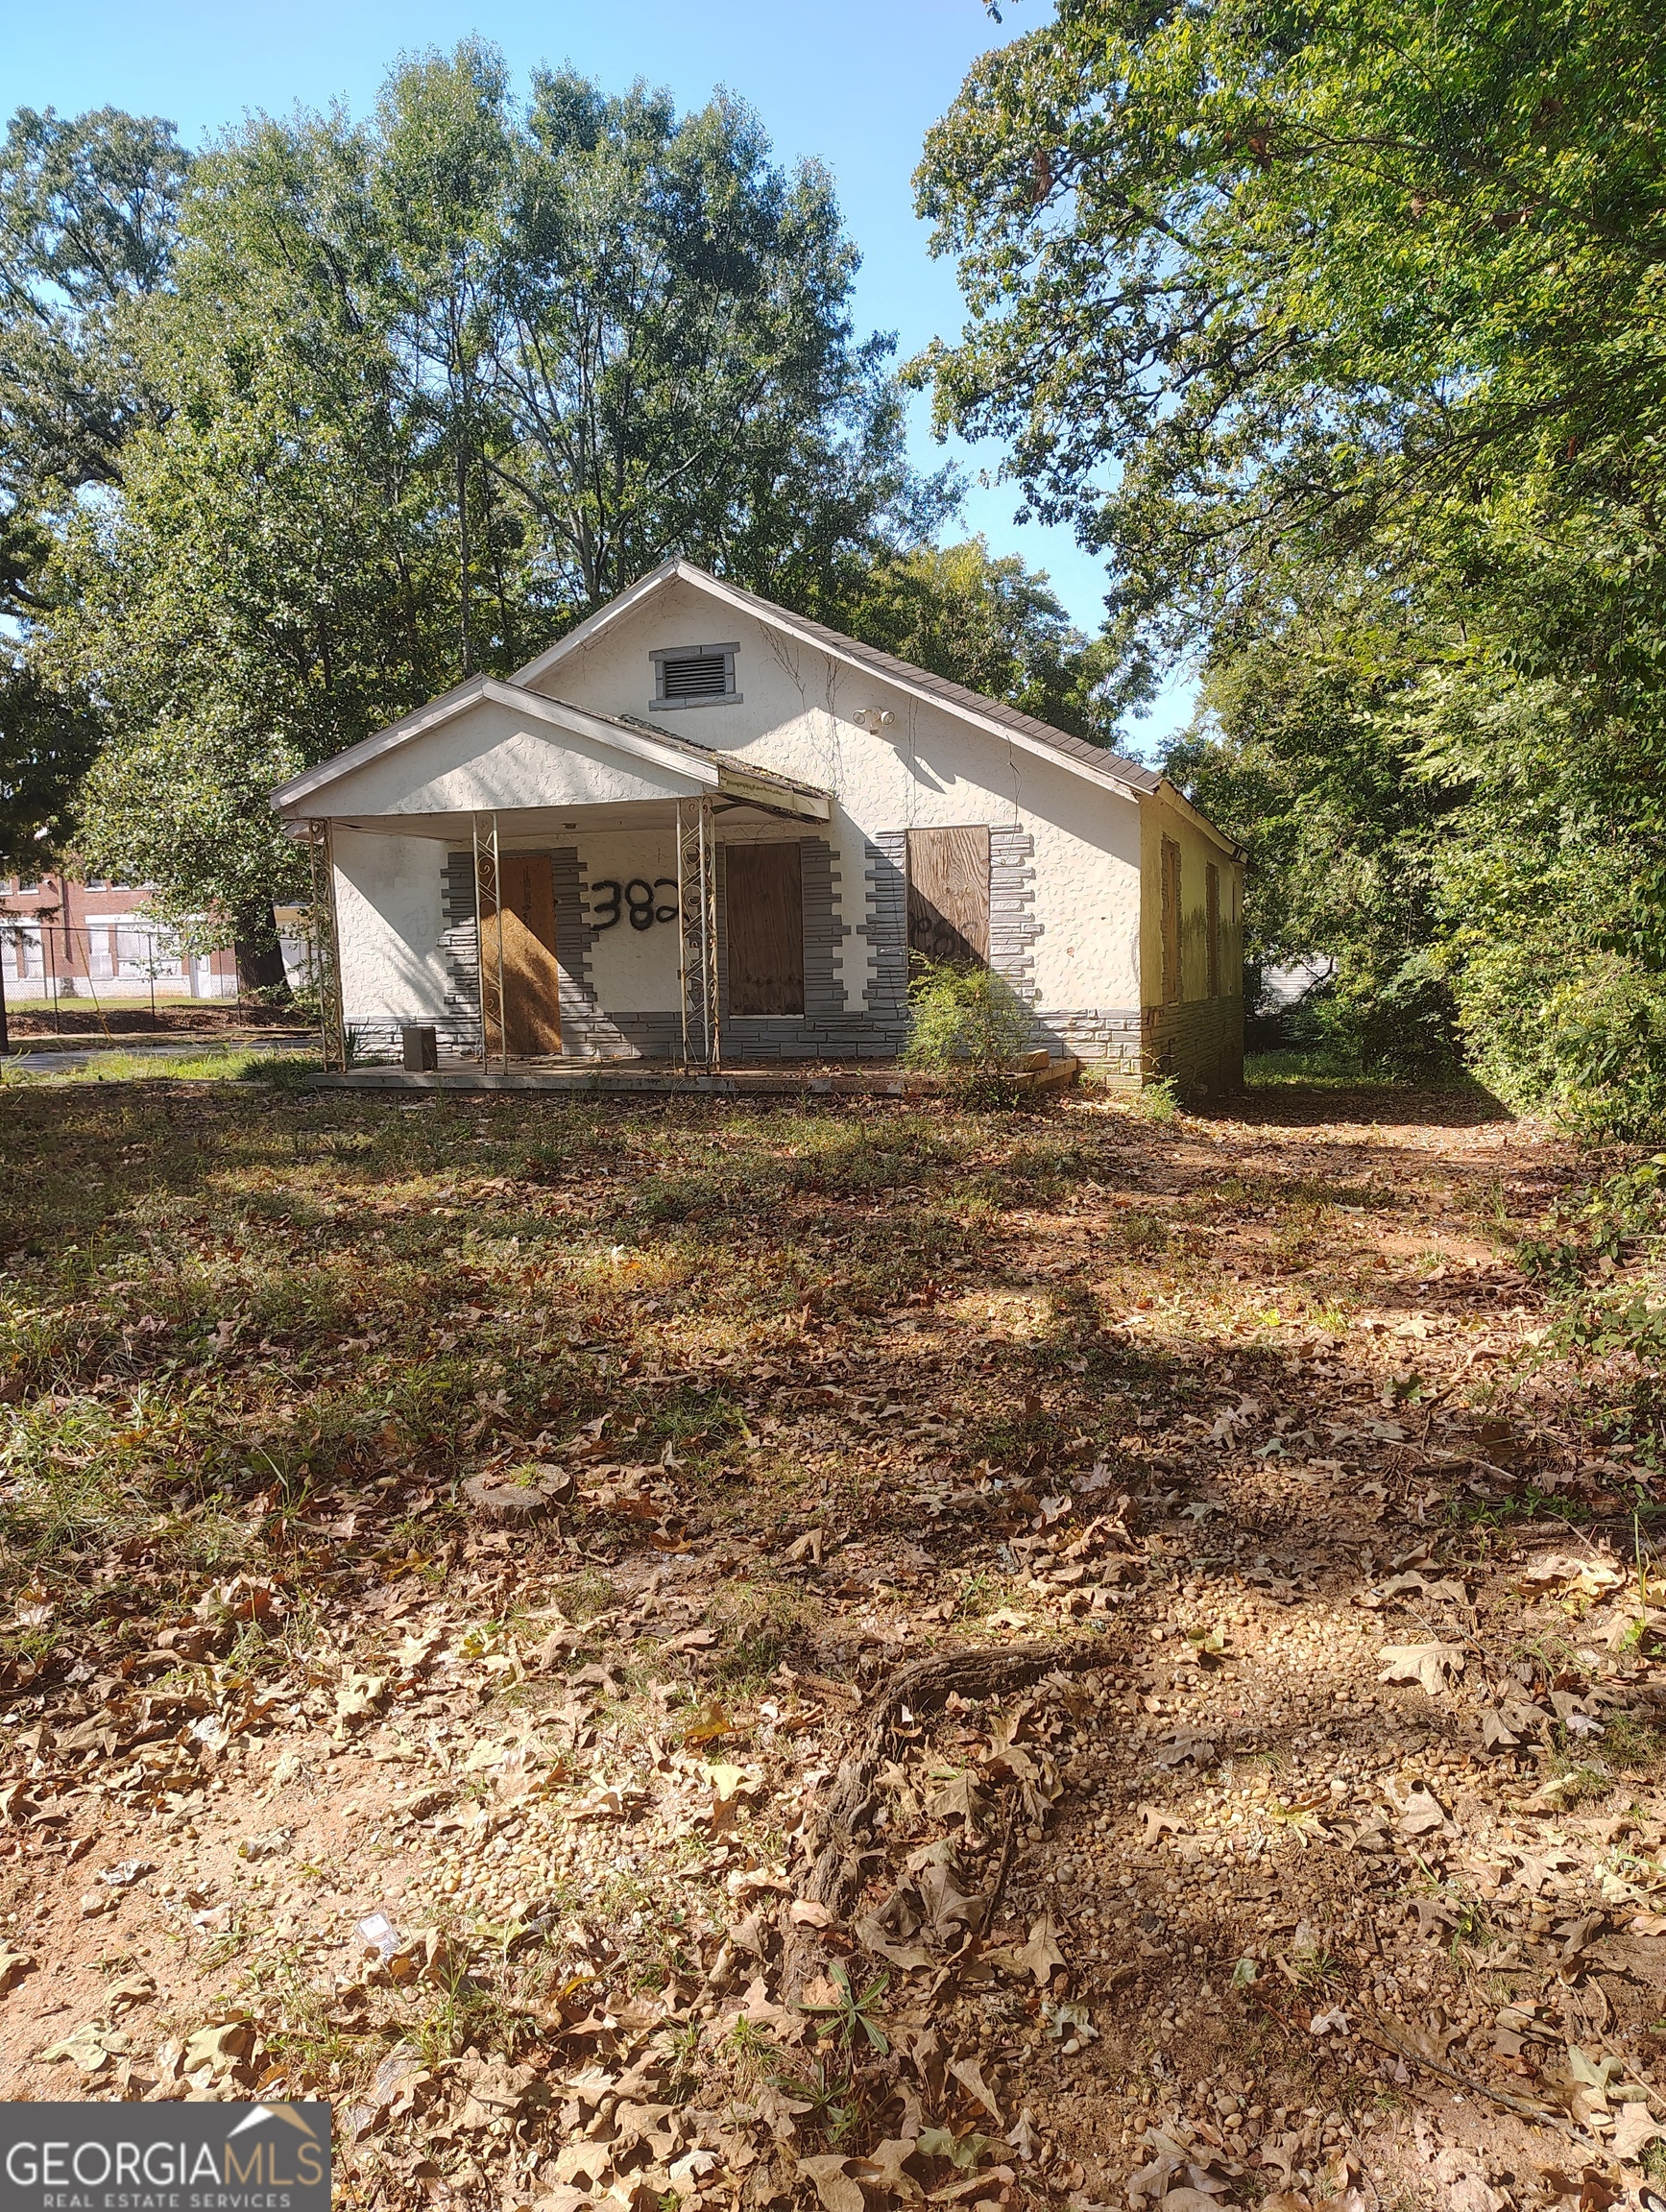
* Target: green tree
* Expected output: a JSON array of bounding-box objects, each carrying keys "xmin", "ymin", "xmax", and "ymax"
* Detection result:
[
  {"xmin": 0, "ymin": 104, "xmax": 186, "ymax": 870},
  {"xmin": 54, "ymin": 100, "xmax": 466, "ymax": 984},
  {"xmin": 482, "ymin": 68, "xmax": 947, "ymax": 613},
  {"xmin": 915, "ymin": 0, "xmax": 1666, "ymax": 1127},
  {"xmin": 834, "ymin": 536, "xmax": 1119, "ymax": 741},
  {"xmin": 45, "ymin": 49, "xmax": 945, "ymax": 966}
]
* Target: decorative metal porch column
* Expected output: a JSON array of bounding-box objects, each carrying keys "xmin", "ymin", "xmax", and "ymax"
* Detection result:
[
  {"xmin": 677, "ymin": 795, "xmax": 720, "ymax": 1069},
  {"xmin": 472, "ymin": 812, "xmax": 508, "ymax": 1071},
  {"xmin": 307, "ymin": 820, "xmax": 347, "ymax": 1071}
]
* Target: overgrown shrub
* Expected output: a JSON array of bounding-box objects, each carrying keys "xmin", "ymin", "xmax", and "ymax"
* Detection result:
[
  {"xmin": 1460, "ymin": 945, "xmax": 1666, "ymax": 1142},
  {"xmin": 903, "ymin": 960, "xmax": 1033, "ymax": 1075}
]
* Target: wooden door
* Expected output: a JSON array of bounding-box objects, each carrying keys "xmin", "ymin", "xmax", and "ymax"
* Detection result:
[
  {"xmin": 906, "ymin": 826, "xmax": 990, "ymax": 966},
  {"xmin": 481, "ymin": 854, "xmax": 563, "ymax": 1058},
  {"xmin": 725, "ymin": 842, "xmax": 805, "ymax": 1016}
]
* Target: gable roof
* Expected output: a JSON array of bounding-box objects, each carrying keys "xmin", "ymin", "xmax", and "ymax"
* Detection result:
[
  {"xmin": 270, "ymin": 673, "xmax": 831, "ymax": 822},
  {"xmin": 512, "ymin": 559, "xmax": 1164, "ymax": 805}
]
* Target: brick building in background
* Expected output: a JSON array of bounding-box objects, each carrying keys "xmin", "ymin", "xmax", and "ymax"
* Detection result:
[{"xmin": 0, "ymin": 874, "xmax": 239, "ymax": 1007}]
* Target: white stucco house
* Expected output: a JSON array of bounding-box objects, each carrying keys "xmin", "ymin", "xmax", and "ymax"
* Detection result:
[{"xmin": 271, "ymin": 561, "xmax": 1243, "ymax": 1089}]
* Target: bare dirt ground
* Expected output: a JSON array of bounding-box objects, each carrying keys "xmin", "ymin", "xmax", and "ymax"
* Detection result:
[{"xmin": 3, "ymin": 1074, "xmax": 1666, "ymax": 2212}]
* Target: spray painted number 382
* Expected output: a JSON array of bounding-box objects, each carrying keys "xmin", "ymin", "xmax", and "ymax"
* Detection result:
[{"xmin": 591, "ymin": 878, "xmax": 679, "ymax": 932}]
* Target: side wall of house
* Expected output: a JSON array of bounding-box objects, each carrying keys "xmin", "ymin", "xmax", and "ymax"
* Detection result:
[
  {"xmin": 333, "ymin": 830, "xmax": 470, "ymax": 1057},
  {"xmin": 525, "ymin": 578, "xmax": 1147, "ymax": 1071},
  {"xmin": 1138, "ymin": 790, "xmax": 1243, "ymax": 1094}
]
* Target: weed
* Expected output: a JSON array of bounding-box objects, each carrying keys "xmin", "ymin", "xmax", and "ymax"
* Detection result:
[
  {"xmin": 1545, "ymin": 1757, "xmax": 1611, "ymax": 1808},
  {"xmin": 1601, "ymin": 1712, "xmax": 1666, "ymax": 1774},
  {"xmin": 903, "ymin": 961, "xmax": 1033, "ymax": 1079},
  {"xmin": 1128, "ymin": 1077, "xmax": 1180, "ymax": 1124},
  {"xmin": 769, "ymin": 2054, "xmax": 859, "ymax": 2150},
  {"xmin": 798, "ymin": 1961, "xmax": 891, "ymax": 2054},
  {"xmin": 706, "ymin": 1578, "xmax": 817, "ymax": 1688},
  {"xmin": 549, "ymin": 1571, "xmax": 616, "ymax": 1623}
]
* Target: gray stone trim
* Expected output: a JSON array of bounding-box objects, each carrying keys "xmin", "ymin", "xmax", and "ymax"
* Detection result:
[
  {"xmin": 858, "ymin": 832, "xmax": 910, "ymax": 1054},
  {"xmin": 560, "ymin": 1009, "xmax": 686, "ymax": 1061},
  {"xmin": 549, "ymin": 845, "xmax": 596, "ymax": 1040},
  {"xmin": 1026, "ymin": 1008, "xmax": 1143, "ymax": 1079},
  {"xmin": 440, "ymin": 850, "xmax": 484, "ymax": 1055},
  {"xmin": 1141, "ymin": 995, "xmax": 1245, "ymax": 1095},
  {"xmin": 989, "ymin": 828, "xmax": 1042, "ymax": 1003}
]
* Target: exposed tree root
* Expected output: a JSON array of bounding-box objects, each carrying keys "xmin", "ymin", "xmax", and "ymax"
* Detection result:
[{"xmin": 794, "ymin": 1638, "xmax": 1108, "ymax": 1929}]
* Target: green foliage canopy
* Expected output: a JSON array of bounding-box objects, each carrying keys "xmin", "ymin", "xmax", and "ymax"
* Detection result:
[
  {"xmin": 915, "ymin": 0, "xmax": 1666, "ymax": 1130},
  {"xmin": 835, "ymin": 536, "xmax": 1119, "ymax": 742},
  {"xmin": 41, "ymin": 44, "xmax": 954, "ymax": 943},
  {"xmin": 0, "ymin": 104, "xmax": 186, "ymax": 871}
]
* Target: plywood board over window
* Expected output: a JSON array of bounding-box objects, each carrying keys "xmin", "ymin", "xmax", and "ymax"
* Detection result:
[
  {"xmin": 906, "ymin": 826, "xmax": 990, "ymax": 966},
  {"xmin": 481, "ymin": 854, "xmax": 563, "ymax": 1058},
  {"xmin": 1160, "ymin": 836, "xmax": 1182, "ymax": 1004},
  {"xmin": 726, "ymin": 841, "xmax": 805, "ymax": 1016}
]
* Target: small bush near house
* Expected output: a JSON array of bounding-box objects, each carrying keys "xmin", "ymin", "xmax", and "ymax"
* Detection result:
[{"xmin": 903, "ymin": 959, "xmax": 1032, "ymax": 1078}]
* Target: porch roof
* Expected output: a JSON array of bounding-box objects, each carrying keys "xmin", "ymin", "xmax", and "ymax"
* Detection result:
[{"xmin": 270, "ymin": 676, "xmax": 831, "ymax": 833}]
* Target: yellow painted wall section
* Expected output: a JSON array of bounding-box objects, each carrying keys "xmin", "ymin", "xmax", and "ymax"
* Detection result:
[{"xmin": 1138, "ymin": 789, "xmax": 1243, "ymax": 1010}]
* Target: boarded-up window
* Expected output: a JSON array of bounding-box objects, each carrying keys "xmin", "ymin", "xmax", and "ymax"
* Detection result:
[
  {"xmin": 1160, "ymin": 836, "xmax": 1182, "ymax": 1004},
  {"xmin": 726, "ymin": 842, "xmax": 805, "ymax": 1016},
  {"xmin": 1206, "ymin": 861, "xmax": 1221, "ymax": 998},
  {"xmin": 906, "ymin": 826, "xmax": 990, "ymax": 967}
]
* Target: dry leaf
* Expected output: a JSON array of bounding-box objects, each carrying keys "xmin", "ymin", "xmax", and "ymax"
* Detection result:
[
  {"xmin": 1610, "ymin": 2102, "xmax": 1660, "ymax": 2163},
  {"xmin": 797, "ymin": 2153, "xmax": 864, "ymax": 2212},
  {"xmin": 1142, "ymin": 1804, "xmax": 1185, "ymax": 1846},
  {"xmin": 928, "ymin": 1771, "xmax": 988, "ymax": 1827},
  {"xmin": 181, "ymin": 2018, "xmax": 254, "ymax": 2083},
  {"xmin": 0, "ymin": 1945, "xmax": 36, "ymax": 1996},
  {"xmin": 850, "ymin": 2141, "xmax": 924, "ymax": 2201},
  {"xmin": 1396, "ymin": 1786, "xmax": 1447, "ymax": 1837},
  {"xmin": 948, "ymin": 2055, "xmax": 1002, "ymax": 2121},
  {"xmin": 1013, "ymin": 1913, "xmax": 1065, "ymax": 1986},
  {"xmin": 1378, "ymin": 1642, "xmax": 1465, "ymax": 1695}
]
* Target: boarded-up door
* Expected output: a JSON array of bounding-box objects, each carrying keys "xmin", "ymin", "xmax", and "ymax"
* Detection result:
[
  {"xmin": 1160, "ymin": 836, "xmax": 1182, "ymax": 1004},
  {"xmin": 726, "ymin": 842, "xmax": 805, "ymax": 1016},
  {"xmin": 481, "ymin": 854, "xmax": 563, "ymax": 1058},
  {"xmin": 906, "ymin": 826, "xmax": 990, "ymax": 966}
]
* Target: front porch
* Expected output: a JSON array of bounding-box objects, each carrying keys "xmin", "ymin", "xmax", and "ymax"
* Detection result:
[{"xmin": 282, "ymin": 685, "xmax": 840, "ymax": 1076}]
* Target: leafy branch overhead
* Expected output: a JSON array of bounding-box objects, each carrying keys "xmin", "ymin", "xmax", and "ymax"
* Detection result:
[{"xmin": 914, "ymin": 0, "xmax": 1666, "ymax": 1133}]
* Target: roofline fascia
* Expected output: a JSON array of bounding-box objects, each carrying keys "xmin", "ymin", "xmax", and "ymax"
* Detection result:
[{"xmin": 1151, "ymin": 777, "xmax": 1246, "ymax": 861}]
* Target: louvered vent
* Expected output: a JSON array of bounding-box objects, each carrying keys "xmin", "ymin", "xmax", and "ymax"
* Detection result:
[{"xmin": 651, "ymin": 644, "xmax": 737, "ymax": 708}]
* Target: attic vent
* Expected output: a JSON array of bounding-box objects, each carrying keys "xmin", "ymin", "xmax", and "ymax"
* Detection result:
[{"xmin": 650, "ymin": 642, "xmax": 740, "ymax": 710}]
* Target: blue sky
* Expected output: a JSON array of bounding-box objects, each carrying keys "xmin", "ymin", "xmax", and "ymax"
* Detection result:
[{"xmin": 4, "ymin": 0, "xmax": 1196, "ymax": 753}]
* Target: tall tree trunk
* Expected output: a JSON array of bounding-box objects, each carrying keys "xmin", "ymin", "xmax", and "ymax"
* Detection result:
[
  {"xmin": 233, "ymin": 902, "xmax": 291, "ymax": 1000},
  {"xmin": 457, "ymin": 431, "xmax": 473, "ymax": 676}
]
